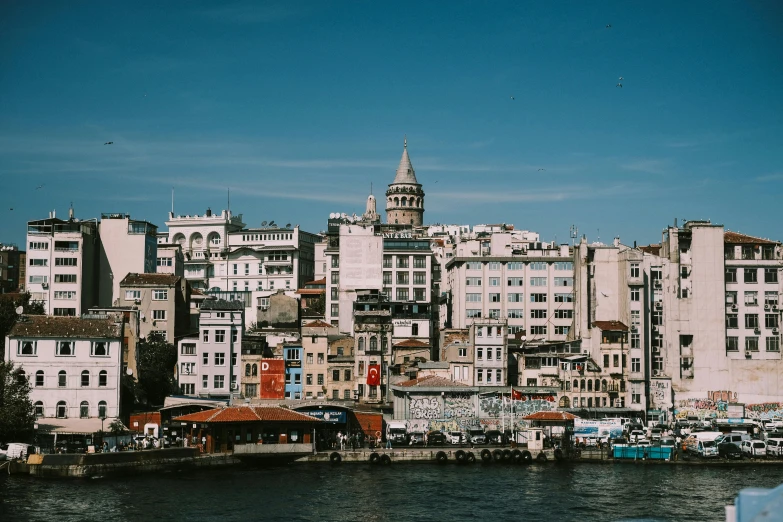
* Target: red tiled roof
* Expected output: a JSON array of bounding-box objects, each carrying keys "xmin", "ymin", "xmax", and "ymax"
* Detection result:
[
  {"xmin": 173, "ymin": 406, "xmax": 322, "ymax": 424},
  {"xmin": 304, "ymin": 278, "xmax": 326, "ymax": 285},
  {"xmin": 639, "ymin": 244, "xmax": 661, "ymax": 255},
  {"xmin": 191, "ymin": 288, "xmax": 205, "ymax": 296},
  {"xmin": 296, "ymin": 288, "xmax": 325, "ymax": 295},
  {"xmin": 303, "ymin": 320, "xmax": 333, "ymax": 328},
  {"xmin": 394, "ymin": 339, "xmax": 431, "ymax": 348},
  {"xmin": 523, "ymin": 411, "xmax": 579, "ymax": 421},
  {"xmin": 724, "ymin": 232, "xmax": 778, "ymax": 246},
  {"xmin": 120, "ymin": 273, "xmax": 180, "ymax": 287},
  {"xmin": 397, "ymin": 375, "xmax": 467, "ymax": 388},
  {"xmin": 593, "ymin": 320, "xmax": 628, "ymax": 332}
]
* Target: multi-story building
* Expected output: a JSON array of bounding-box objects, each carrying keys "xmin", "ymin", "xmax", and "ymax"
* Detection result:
[
  {"xmin": 283, "ymin": 343, "xmax": 303, "ymax": 400},
  {"xmin": 0, "ymin": 243, "xmax": 22, "ymax": 293},
  {"xmin": 118, "ymin": 273, "xmax": 190, "ymax": 342},
  {"xmin": 326, "ymin": 334, "xmax": 355, "ymax": 401},
  {"xmin": 302, "ymin": 321, "xmax": 334, "ymax": 400},
  {"xmin": 155, "ymin": 243, "xmax": 185, "ymax": 278},
  {"xmin": 161, "ymin": 208, "xmax": 319, "ymax": 327},
  {"xmin": 19, "ymin": 251, "xmax": 26, "ymax": 292},
  {"xmin": 443, "ymin": 230, "xmax": 575, "ymax": 342},
  {"xmin": 97, "ymin": 213, "xmax": 158, "ymax": 307},
  {"xmin": 439, "ymin": 329, "xmax": 474, "ymax": 385},
  {"xmin": 193, "ymin": 299, "xmax": 244, "ymax": 399},
  {"xmin": 26, "ymin": 211, "xmax": 98, "ymax": 316},
  {"xmin": 352, "ymin": 290, "xmax": 393, "ymax": 404},
  {"xmin": 238, "ymin": 336, "xmax": 269, "ymax": 400},
  {"xmin": 5, "ymin": 315, "xmax": 123, "ymax": 434},
  {"xmin": 472, "ymin": 319, "xmax": 507, "ymax": 386}
]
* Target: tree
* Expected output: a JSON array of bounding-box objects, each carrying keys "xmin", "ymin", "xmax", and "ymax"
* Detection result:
[
  {"xmin": 135, "ymin": 332, "xmax": 177, "ymax": 407},
  {"xmin": 0, "ymin": 360, "xmax": 35, "ymax": 442},
  {"xmin": 0, "ymin": 293, "xmax": 45, "ymax": 359}
]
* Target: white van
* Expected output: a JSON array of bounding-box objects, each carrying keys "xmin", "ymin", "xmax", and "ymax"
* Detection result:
[
  {"xmin": 765, "ymin": 438, "xmax": 783, "ymax": 457},
  {"xmin": 716, "ymin": 433, "xmax": 750, "ymax": 445},
  {"xmin": 685, "ymin": 438, "xmax": 719, "ymax": 458}
]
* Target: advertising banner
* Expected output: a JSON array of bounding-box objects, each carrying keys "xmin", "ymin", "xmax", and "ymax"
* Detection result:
[{"xmin": 260, "ymin": 359, "xmax": 285, "ymax": 399}]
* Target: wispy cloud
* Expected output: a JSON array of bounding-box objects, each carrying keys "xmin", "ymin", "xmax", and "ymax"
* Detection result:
[
  {"xmin": 619, "ymin": 158, "xmax": 670, "ymax": 175},
  {"xmin": 755, "ymin": 172, "xmax": 783, "ymax": 182},
  {"xmin": 434, "ymin": 183, "xmax": 644, "ymax": 204}
]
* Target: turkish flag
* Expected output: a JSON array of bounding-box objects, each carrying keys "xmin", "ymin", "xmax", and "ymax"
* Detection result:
[
  {"xmin": 367, "ymin": 365, "xmax": 381, "ymax": 386},
  {"xmin": 511, "ymin": 388, "xmax": 522, "ymax": 400}
]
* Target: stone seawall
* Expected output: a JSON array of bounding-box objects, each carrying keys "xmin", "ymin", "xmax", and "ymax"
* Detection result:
[{"xmin": 27, "ymin": 448, "xmax": 240, "ymax": 478}]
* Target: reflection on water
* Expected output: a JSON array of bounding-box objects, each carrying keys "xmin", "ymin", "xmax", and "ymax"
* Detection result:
[{"xmin": 0, "ymin": 462, "xmax": 779, "ymax": 522}]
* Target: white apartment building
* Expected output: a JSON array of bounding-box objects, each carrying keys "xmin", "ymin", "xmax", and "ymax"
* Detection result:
[
  {"xmin": 26, "ymin": 212, "xmax": 98, "ymax": 316},
  {"xmin": 181, "ymin": 299, "xmax": 244, "ymax": 399},
  {"xmin": 161, "ymin": 208, "xmax": 318, "ymax": 327},
  {"xmin": 97, "ymin": 213, "xmax": 158, "ymax": 307},
  {"xmin": 444, "ymin": 232, "xmax": 575, "ymax": 342},
  {"xmin": 5, "ymin": 315, "xmax": 123, "ymax": 427},
  {"xmin": 472, "ymin": 319, "xmax": 507, "ymax": 386},
  {"xmin": 155, "ymin": 243, "xmax": 184, "ymax": 278}
]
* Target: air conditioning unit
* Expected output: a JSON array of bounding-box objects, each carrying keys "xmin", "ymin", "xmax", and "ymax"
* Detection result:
[
  {"xmin": 652, "ymin": 369, "xmax": 662, "ymax": 377},
  {"xmin": 41, "ymin": 282, "xmax": 49, "ymax": 289},
  {"xmin": 755, "ymin": 328, "xmax": 761, "ymax": 334},
  {"xmin": 774, "ymin": 328, "xmax": 780, "ymax": 334},
  {"xmin": 745, "ymin": 351, "xmax": 752, "ymax": 358},
  {"xmin": 231, "ymin": 383, "xmax": 239, "ymax": 391},
  {"xmin": 613, "ymin": 399, "xmax": 622, "ymax": 407},
  {"xmin": 630, "ymin": 325, "xmax": 637, "ymax": 332},
  {"xmin": 765, "ymin": 304, "xmax": 770, "ymax": 310},
  {"xmin": 774, "ymin": 305, "xmax": 779, "ymax": 311},
  {"xmin": 135, "ymin": 299, "xmax": 141, "ymax": 305},
  {"xmin": 731, "ymin": 304, "xmax": 738, "ymax": 311},
  {"xmin": 655, "ymin": 302, "xmax": 662, "ymax": 309}
]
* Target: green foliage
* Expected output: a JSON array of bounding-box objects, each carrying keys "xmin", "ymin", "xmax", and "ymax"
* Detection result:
[
  {"xmin": 0, "ymin": 293, "xmax": 46, "ymax": 357},
  {"xmin": 136, "ymin": 331, "xmax": 177, "ymax": 407},
  {"xmin": 108, "ymin": 419, "xmax": 126, "ymax": 435},
  {"xmin": 309, "ymin": 294, "xmax": 325, "ymax": 316},
  {"xmin": 0, "ymin": 360, "xmax": 35, "ymax": 442}
]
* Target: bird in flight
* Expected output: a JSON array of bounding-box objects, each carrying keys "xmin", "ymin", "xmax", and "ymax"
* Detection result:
[
  {"xmin": 606, "ymin": 24, "xmax": 611, "ymax": 28},
  {"xmin": 616, "ymin": 83, "xmax": 623, "ymax": 88},
  {"xmin": 510, "ymin": 95, "xmax": 515, "ymax": 100},
  {"xmin": 36, "ymin": 184, "xmax": 44, "ymax": 190},
  {"xmin": 538, "ymin": 168, "xmax": 546, "ymax": 171},
  {"xmin": 619, "ymin": 76, "xmax": 624, "ymax": 81},
  {"xmin": 104, "ymin": 141, "xmax": 114, "ymax": 145}
]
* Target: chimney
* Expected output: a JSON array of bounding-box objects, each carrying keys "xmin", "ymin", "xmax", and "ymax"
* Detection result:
[
  {"xmin": 674, "ymin": 218, "xmax": 678, "ymax": 228},
  {"xmin": 52, "ymin": 209, "xmax": 56, "ymax": 218},
  {"xmin": 633, "ymin": 241, "xmax": 637, "ymax": 248},
  {"xmin": 206, "ymin": 208, "xmax": 212, "ymax": 217}
]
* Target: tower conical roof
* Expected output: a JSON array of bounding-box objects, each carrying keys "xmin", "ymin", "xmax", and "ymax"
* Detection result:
[{"xmin": 392, "ymin": 138, "xmax": 418, "ymax": 185}]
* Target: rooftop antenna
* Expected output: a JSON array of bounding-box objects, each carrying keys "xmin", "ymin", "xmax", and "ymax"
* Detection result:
[
  {"xmin": 597, "ymin": 229, "xmax": 600, "ymax": 244},
  {"xmin": 171, "ymin": 187, "xmax": 174, "ymax": 214}
]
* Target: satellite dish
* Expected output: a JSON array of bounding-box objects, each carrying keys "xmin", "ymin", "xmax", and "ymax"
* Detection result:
[
  {"xmin": 15, "ymin": 306, "xmax": 24, "ymax": 315},
  {"xmin": 261, "ymin": 221, "xmax": 267, "ymax": 226},
  {"xmin": 126, "ymin": 368, "xmax": 133, "ymax": 376}
]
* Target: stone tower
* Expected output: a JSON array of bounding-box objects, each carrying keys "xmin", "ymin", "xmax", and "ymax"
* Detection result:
[{"xmin": 385, "ymin": 137, "xmax": 424, "ymax": 226}]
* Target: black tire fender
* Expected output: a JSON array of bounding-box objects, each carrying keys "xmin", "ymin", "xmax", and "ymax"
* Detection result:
[
  {"xmin": 380, "ymin": 454, "xmax": 391, "ymax": 465},
  {"xmin": 466, "ymin": 451, "xmax": 476, "ymax": 463},
  {"xmin": 554, "ymin": 448, "xmax": 564, "ymax": 461},
  {"xmin": 369, "ymin": 452, "xmax": 380, "ymax": 464},
  {"xmin": 537, "ymin": 452, "xmax": 547, "ymax": 462},
  {"xmin": 511, "ymin": 449, "xmax": 522, "ymax": 463},
  {"xmin": 493, "ymin": 449, "xmax": 503, "ymax": 462},
  {"xmin": 480, "ymin": 449, "xmax": 492, "ymax": 462},
  {"xmin": 330, "ymin": 452, "xmax": 342, "ymax": 464},
  {"xmin": 436, "ymin": 451, "xmax": 448, "ymax": 463},
  {"xmin": 502, "ymin": 449, "xmax": 512, "ymax": 461},
  {"xmin": 455, "ymin": 450, "xmax": 466, "ymax": 463},
  {"xmin": 521, "ymin": 450, "xmax": 533, "ymax": 463}
]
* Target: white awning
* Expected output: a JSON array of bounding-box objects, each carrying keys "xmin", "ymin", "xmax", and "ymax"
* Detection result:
[
  {"xmin": 36, "ymin": 417, "xmax": 124, "ymax": 435},
  {"xmin": 564, "ymin": 355, "xmax": 587, "ymax": 361}
]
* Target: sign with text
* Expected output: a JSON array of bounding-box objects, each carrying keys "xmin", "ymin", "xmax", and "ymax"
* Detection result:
[
  {"xmin": 302, "ymin": 410, "xmax": 347, "ymax": 423},
  {"xmin": 260, "ymin": 359, "xmax": 285, "ymax": 399}
]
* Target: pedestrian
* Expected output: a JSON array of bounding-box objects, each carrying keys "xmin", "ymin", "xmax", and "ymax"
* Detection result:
[
  {"xmin": 424, "ymin": 432, "xmax": 429, "ymax": 447},
  {"xmin": 386, "ymin": 436, "xmax": 392, "ymax": 450}
]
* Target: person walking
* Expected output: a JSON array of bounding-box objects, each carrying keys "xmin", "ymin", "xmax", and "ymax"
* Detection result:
[{"xmin": 385, "ymin": 436, "xmax": 392, "ymax": 450}]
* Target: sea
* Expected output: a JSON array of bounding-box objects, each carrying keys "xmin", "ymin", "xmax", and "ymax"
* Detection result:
[{"xmin": 0, "ymin": 462, "xmax": 779, "ymax": 522}]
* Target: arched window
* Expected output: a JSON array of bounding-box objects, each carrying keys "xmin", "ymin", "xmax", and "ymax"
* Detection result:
[
  {"xmin": 580, "ymin": 379, "xmax": 586, "ymax": 391},
  {"xmin": 172, "ymin": 233, "xmax": 186, "ymax": 246},
  {"xmin": 381, "ymin": 336, "xmax": 388, "ymax": 353},
  {"xmin": 595, "ymin": 379, "xmax": 601, "ymax": 391},
  {"xmin": 208, "ymin": 232, "xmax": 222, "ymax": 246},
  {"xmin": 80, "ymin": 401, "xmax": 89, "ymax": 418},
  {"xmin": 35, "ymin": 370, "xmax": 44, "ymax": 387},
  {"xmin": 601, "ymin": 379, "xmax": 608, "ymax": 392},
  {"xmin": 394, "ymin": 197, "xmax": 399, "ymax": 206},
  {"xmin": 34, "ymin": 401, "xmax": 44, "ymax": 417},
  {"xmin": 56, "ymin": 401, "xmax": 67, "ymax": 418},
  {"xmin": 58, "ymin": 370, "xmax": 67, "ymax": 387},
  {"xmin": 252, "ymin": 364, "xmax": 258, "ymax": 376},
  {"xmin": 245, "ymin": 364, "xmax": 251, "ymax": 376},
  {"xmin": 99, "ymin": 370, "xmax": 107, "ymax": 387},
  {"xmin": 587, "ymin": 397, "xmax": 593, "ymax": 408},
  {"xmin": 572, "ymin": 379, "xmax": 578, "ymax": 390},
  {"xmin": 358, "ymin": 337, "xmax": 365, "ymax": 351},
  {"xmin": 98, "ymin": 401, "xmax": 107, "ymax": 418},
  {"xmin": 401, "ymin": 197, "xmax": 407, "ymax": 207},
  {"xmin": 81, "ymin": 370, "xmax": 90, "ymax": 387},
  {"xmin": 559, "ymin": 396, "xmax": 570, "ymax": 408},
  {"xmin": 587, "ymin": 380, "xmax": 592, "ymax": 392},
  {"xmin": 370, "ymin": 337, "xmax": 378, "ymax": 351}
]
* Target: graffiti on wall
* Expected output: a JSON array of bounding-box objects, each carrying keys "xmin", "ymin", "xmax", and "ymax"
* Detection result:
[
  {"xmin": 745, "ymin": 403, "xmax": 783, "ymax": 420},
  {"xmin": 674, "ymin": 390, "xmax": 738, "ymax": 419},
  {"xmin": 409, "ymin": 397, "xmax": 440, "ymax": 419},
  {"xmin": 479, "ymin": 394, "xmax": 555, "ymax": 418},
  {"xmin": 649, "ymin": 379, "xmax": 672, "ymax": 410},
  {"xmin": 443, "ymin": 393, "xmax": 475, "ymax": 419}
]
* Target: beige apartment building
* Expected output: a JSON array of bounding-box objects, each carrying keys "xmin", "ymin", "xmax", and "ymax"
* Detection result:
[{"xmin": 119, "ymin": 273, "xmax": 190, "ymax": 342}]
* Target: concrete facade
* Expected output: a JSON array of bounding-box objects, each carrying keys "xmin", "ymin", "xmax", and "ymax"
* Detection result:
[{"xmin": 118, "ymin": 273, "xmax": 190, "ymax": 343}]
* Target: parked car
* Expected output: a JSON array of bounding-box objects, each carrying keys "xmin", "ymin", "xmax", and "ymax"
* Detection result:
[
  {"xmin": 715, "ymin": 433, "xmax": 750, "ymax": 446},
  {"xmin": 629, "ymin": 430, "xmax": 646, "ymax": 443},
  {"xmin": 408, "ymin": 432, "xmax": 426, "ymax": 446},
  {"xmin": 635, "ymin": 439, "xmax": 652, "ymax": 448},
  {"xmin": 740, "ymin": 439, "xmax": 767, "ymax": 458},
  {"xmin": 447, "ymin": 431, "xmax": 466, "ymax": 445},
  {"xmin": 659, "ymin": 437, "xmax": 676, "ymax": 448},
  {"xmin": 650, "ymin": 428, "xmax": 663, "ymax": 441},
  {"xmin": 468, "ymin": 429, "xmax": 487, "ymax": 445},
  {"xmin": 718, "ymin": 442, "xmax": 743, "ymax": 460},
  {"xmin": 485, "ymin": 430, "xmax": 507, "ymax": 445},
  {"xmin": 765, "ymin": 438, "xmax": 783, "ymax": 457},
  {"xmin": 426, "ymin": 430, "xmax": 447, "ymax": 445}
]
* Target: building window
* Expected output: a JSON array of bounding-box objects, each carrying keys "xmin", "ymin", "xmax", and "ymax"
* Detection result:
[
  {"xmin": 508, "ymin": 309, "xmax": 524, "ymax": 319},
  {"xmin": 34, "ymin": 401, "xmax": 44, "ymax": 417},
  {"xmin": 631, "ymin": 288, "xmax": 640, "ymax": 301},
  {"xmin": 98, "ymin": 401, "xmax": 107, "ymax": 418},
  {"xmin": 613, "ymin": 354, "xmax": 620, "ymax": 367},
  {"xmin": 80, "ymin": 401, "xmax": 89, "ymax": 418},
  {"xmin": 630, "ymin": 333, "xmax": 640, "ymax": 349},
  {"xmin": 554, "ymin": 309, "xmax": 573, "ymax": 319},
  {"xmin": 466, "ymin": 277, "xmax": 482, "ymax": 286},
  {"xmin": 34, "ymin": 370, "xmax": 44, "ymax": 387},
  {"xmin": 396, "ymin": 272, "xmax": 409, "ymax": 285},
  {"xmin": 202, "ymin": 352, "xmax": 209, "ymax": 365},
  {"xmin": 370, "ymin": 337, "xmax": 378, "ymax": 351},
  {"xmin": 745, "ymin": 314, "xmax": 759, "ymax": 329},
  {"xmin": 317, "ymin": 374, "xmax": 324, "ymax": 385},
  {"xmin": 631, "ymin": 358, "xmax": 640, "ymax": 373},
  {"xmin": 725, "ymin": 268, "xmax": 737, "ymax": 283},
  {"xmin": 53, "ymin": 290, "xmax": 77, "ymax": 300},
  {"xmin": 54, "ymin": 308, "xmax": 77, "ymax": 316},
  {"xmin": 18, "ymin": 340, "xmax": 36, "ymax": 356},
  {"xmin": 202, "ymin": 375, "xmax": 208, "ymax": 388},
  {"xmin": 726, "ymin": 314, "xmax": 738, "ymax": 328},
  {"xmin": 508, "ymin": 293, "xmax": 523, "ymax": 302},
  {"xmin": 767, "ymin": 337, "xmax": 781, "ymax": 352},
  {"xmin": 531, "ymin": 309, "xmax": 547, "ymax": 319},
  {"xmin": 414, "ymin": 288, "xmax": 426, "ymax": 301},
  {"xmin": 306, "ymin": 374, "xmax": 313, "ymax": 385},
  {"xmin": 765, "ymin": 268, "xmax": 779, "ymax": 284},
  {"xmin": 156, "ymin": 257, "xmax": 172, "ymax": 267},
  {"xmin": 530, "ymin": 277, "xmax": 547, "ymax": 287},
  {"xmin": 726, "ymin": 337, "xmax": 739, "ymax": 352},
  {"xmin": 214, "ymin": 353, "xmax": 225, "ymax": 365},
  {"xmin": 554, "ymin": 277, "xmax": 573, "ymax": 287},
  {"xmin": 81, "ymin": 370, "xmax": 90, "ymax": 387},
  {"xmin": 57, "ymin": 401, "xmax": 67, "ymax": 418},
  {"xmin": 396, "ymin": 288, "xmax": 409, "ymax": 301},
  {"xmin": 766, "ymin": 314, "xmax": 779, "ymax": 329},
  {"xmin": 489, "ymin": 277, "xmax": 500, "ymax": 286},
  {"xmin": 91, "ymin": 341, "xmax": 108, "ymax": 356},
  {"xmin": 152, "ymin": 310, "xmax": 167, "ymax": 321},
  {"xmin": 99, "ymin": 370, "xmax": 107, "ymax": 387},
  {"xmin": 745, "ymin": 291, "xmax": 758, "ymax": 306},
  {"xmin": 555, "ymin": 325, "xmax": 570, "ymax": 335},
  {"xmin": 630, "ymin": 263, "xmax": 640, "ymax": 278},
  {"xmin": 214, "ymin": 375, "xmax": 225, "ymax": 388},
  {"xmin": 215, "ymin": 330, "xmax": 226, "ymax": 343},
  {"xmin": 746, "ymin": 337, "xmax": 759, "ymax": 352},
  {"xmin": 530, "ymin": 293, "xmax": 547, "ymax": 303},
  {"xmin": 331, "ymin": 304, "xmax": 339, "ymax": 316},
  {"xmin": 383, "ymin": 256, "xmax": 392, "ymax": 268},
  {"xmin": 153, "ymin": 289, "xmax": 168, "ymax": 300},
  {"xmin": 181, "ymin": 343, "xmax": 196, "ymax": 355},
  {"xmin": 744, "ymin": 269, "xmax": 758, "ymax": 284},
  {"xmin": 530, "ymin": 325, "xmax": 547, "ymax": 335},
  {"xmin": 56, "ymin": 341, "xmax": 74, "ymax": 356},
  {"xmin": 397, "ymin": 257, "xmax": 409, "ymax": 268},
  {"xmin": 466, "ymin": 309, "xmax": 481, "ymax": 318},
  {"xmin": 125, "ymin": 290, "xmax": 142, "ymax": 300},
  {"xmin": 489, "ymin": 293, "xmax": 501, "ymax": 303}
]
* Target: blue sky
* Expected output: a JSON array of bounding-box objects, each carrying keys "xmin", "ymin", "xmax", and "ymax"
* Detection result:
[{"xmin": 2, "ymin": 1, "xmax": 782, "ymax": 247}]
